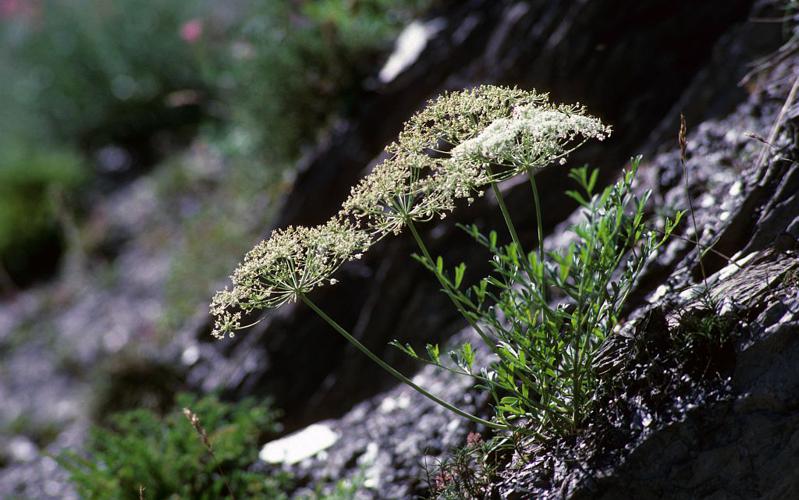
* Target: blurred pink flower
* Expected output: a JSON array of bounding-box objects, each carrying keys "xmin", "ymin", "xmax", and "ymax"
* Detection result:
[
  {"xmin": 1, "ymin": 0, "xmax": 34, "ymax": 19},
  {"xmin": 180, "ymin": 19, "xmax": 203, "ymax": 44}
]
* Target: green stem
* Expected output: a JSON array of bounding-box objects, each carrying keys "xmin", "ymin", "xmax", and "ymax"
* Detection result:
[
  {"xmin": 300, "ymin": 294, "xmax": 507, "ymax": 430},
  {"xmin": 528, "ymin": 171, "xmax": 550, "ymax": 327},
  {"xmin": 406, "ymin": 220, "xmax": 499, "ymax": 354},
  {"xmin": 528, "ymin": 173, "xmax": 545, "ymax": 266},
  {"xmin": 486, "ymin": 166, "xmax": 525, "ymax": 256}
]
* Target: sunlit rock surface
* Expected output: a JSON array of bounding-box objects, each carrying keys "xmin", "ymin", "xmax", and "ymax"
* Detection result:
[{"xmin": 259, "ymin": 423, "xmax": 340, "ymax": 465}]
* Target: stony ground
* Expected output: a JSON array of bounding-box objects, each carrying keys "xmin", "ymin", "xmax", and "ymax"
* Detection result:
[{"xmin": 2, "ymin": 1, "xmax": 797, "ymax": 498}]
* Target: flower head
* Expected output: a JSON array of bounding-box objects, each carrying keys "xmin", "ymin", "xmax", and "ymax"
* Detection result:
[
  {"xmin": 342, "ymin": 150, "xmax": 488, "ymax": 237},
  {"xmin": 210, "ymin": 219, "xmax": 370, "ymax": 339},
  {"xmin": 180, "ymin": 19, "xmax": 203, "ymax": 44},
  {"xmin": 342, "ymin": 86, "xmax": 544, "ymax": 237},
  {"xmin": 390, "ymin": 85, "xmax": 549, "ymax": 155},
  {"xmin": 451, "ymin": 104, "xmax": 611, "ymax": 180}
]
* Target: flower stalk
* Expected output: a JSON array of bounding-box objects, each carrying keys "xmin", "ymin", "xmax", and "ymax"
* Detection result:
[{"xmin": 300, "ymin": 293, "xmax": 507, "ymax": 430}]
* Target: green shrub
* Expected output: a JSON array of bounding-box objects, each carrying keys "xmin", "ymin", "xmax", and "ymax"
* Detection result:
[
  {"xmin": 1, "ymin": 0, "xmax": 212, "ymax": 149},
  {"xmin": 224, "ymin": 0, "xmax": 431, "ymax": 160},
  {"xmin": 0, "ymin": 143, "xmax": 85, "ymax": 286},
  {"xmin": 58, "ymin": 394, "xmax": 290, "ymax": 500},
  {"xmin": 406, "ymin": 161, "xmax": 681, "ymax": 435}
]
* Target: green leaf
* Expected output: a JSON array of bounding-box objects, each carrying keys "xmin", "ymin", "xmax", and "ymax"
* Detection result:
[
  {"xmin": 559, "ymin": 248, "xmax": 574, "ymax": 283},
  {"xmin": 461, "ymin": 343, "xmax": 474, "ymax": 370},
  {"xmin": 565, "ymin": 189, "xmax": 588, "ymax": 206},
  {"xmin": 568, "ymin": 165, "xmax": 588, "ymax": 187},
  {"xmin": 426, "ymin": 343, "xmax": 440, "ymax": 364},
  {"xmin": 587, "ymin": 168, "xmax": 599, "ymax": 193},
  {"xmin": 410, "ymin": 252, "xmax": 432, "ymax": 270},
  {"xmin": 390, "ymin": 340, "xmax": 417, "ymax": 358},
  {"xmin": 454, "ymin": 262, "xmax": 467, "ymax": 289}
]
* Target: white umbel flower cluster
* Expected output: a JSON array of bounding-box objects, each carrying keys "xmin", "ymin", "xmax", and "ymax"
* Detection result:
[
  {"xmin": 342, "ymin": 86, "xmax": 552, "ymax": 238},
  {"xmin": 210, "ymin": 86, "xmax": 610, "ymax": 339},
  {"xmin": 451, "ymin": 104, "xmax": 611, "ymax": 181},
  {"xmin": 341, "ymin": 152, "xmax": 448, "ymax": 237},
  {"xmin": 341, "ymin": 150, "xmax": 491, "ymax": 237},
  {"xmin": 210, "ymin": 219, "xmax": 370, "ymax": 339}
]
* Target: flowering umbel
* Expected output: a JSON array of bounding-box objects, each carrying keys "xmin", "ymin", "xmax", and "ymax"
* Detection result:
[
  {"xmin": 210, "ymin": 219, "xmax": 370, "ymax": 338},
  {"xmin": 210, "ymin": 85, "xmax": 610, "ymax": 339},
  {"xmin": 391, "ymin": 85, "xmax": 550, "ymax": 153},
  {"xmin": 340, "ymin": 87, "xmax": 609, "ymax": 238},
  {"xmin": 341, "ymin": 150, "xmax": 489, "ymax": 238},
  {"xmin": 451, "ymin": 103, "xmax": 611, "ymax": 181},
  {"xmin": 341, "ymin": 86, "xmax": 551, "ymax": 238}
]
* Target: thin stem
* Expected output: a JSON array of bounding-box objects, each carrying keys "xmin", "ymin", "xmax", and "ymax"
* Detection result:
[
  {"xmin": 528, "ymin": 173, "xmax": 545, "ymax": 265},
  {"xmin": 409, "ymin": 355, "xmax": 491, "ymax": 384},
  {"xmin": 300, "ymin": 294, "xmax": 507, "ymax": 430},
  {"xmin": 528, "ymin": 172, "xmax": 549, "ymax": 328},
  {"xmin": 406, "ymin": 220, "xmax": 499, "ymax": 354},
  {"xmin": 486, "ymin": 166, "xmax": 525, "ymax": 256},
  {"xmin": 679, "ymin": 114, "xmax": 708, "ymax": 290}
]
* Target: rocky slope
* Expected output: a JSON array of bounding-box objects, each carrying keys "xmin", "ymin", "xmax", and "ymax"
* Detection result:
[
  {"xmin": 2, "ymin": 0, "xmax": 797, "ymax": 498},
  {"xmin": 213, "ymin": 0, "xmax": 798, "ymax": 498}
]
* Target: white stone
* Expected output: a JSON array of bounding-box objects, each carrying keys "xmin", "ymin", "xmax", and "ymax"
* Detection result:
[
  {"xmin": 379, "ymin": 19, "xmax": 446, "ymax": 83},
  {"xmin": 259, "ymin": 423, "xmax": 339, "ymax": 464},
  {"xmin": 379, "ymin": 392, "xmax": 411, "ymax": 413},
  {"xmin": 360, "ymin": 442, "xmax": 381, "ymax": 489},
  {"xmin": 181, "ymin": 345, "xmax": 200, "ymax": 366},
  {"xmin": 649, "ymin": 284, "xmax": 669, "ymax": 303},
  {"xmin": 9, "ymin": 436, "xmax": 37, "ymax": 462}
]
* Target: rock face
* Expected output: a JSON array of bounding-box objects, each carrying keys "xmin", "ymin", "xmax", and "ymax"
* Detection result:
[
  {"xmin": 581, "ymin": 295, "xmax": 799, "ymax": 500},
  {"xmin": 2, "ymin": 0, "xmax": 794, "ymax": 498},
  {"xmin": 198, "ymin": 0, "xmax": 799, "ymax": 498}
]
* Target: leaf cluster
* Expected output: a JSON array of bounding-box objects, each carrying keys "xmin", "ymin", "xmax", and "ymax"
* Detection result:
[
  {"xmin": 404, "ymin": 158, "xmax": 682, "ymax": 436},
  {"xmin": 58, "ymin": 394, "xmax": 290, "ymax": 500}
]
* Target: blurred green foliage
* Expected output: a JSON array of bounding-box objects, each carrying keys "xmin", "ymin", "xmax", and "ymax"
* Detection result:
[
  {"xmin": 58, "ymin": 393, "xmax": 291, "ymax": 500},
  {"xmin": 0, "ymin": 143, "xmax": 85, "ymax": 286},
  {"xmin": 0, "ymin": 0, "xmax": 211, "ymax": 285},
  {"xmin": 0, "ymin": 0, "xmax": 430, "ymax": 288},
  {"xmin": 1, "ymin": 0, "xmax": 210, "ymax": 148},
  {"xmin": 222, "ymin": 0, "xmax": 431, "ymax": 160},
  {"xmin": 1, "ymin": 0, "xmax": 430, "ymax": 157}
]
